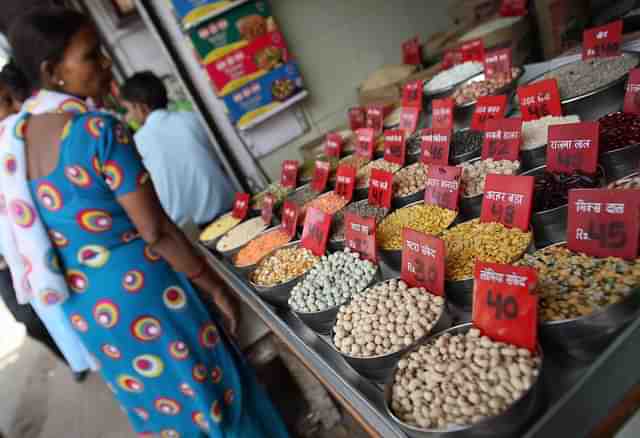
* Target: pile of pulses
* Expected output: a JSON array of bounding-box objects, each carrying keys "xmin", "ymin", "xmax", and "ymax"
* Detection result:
[
  {"xmin": 608, "ymin": 174, "xmax": 640, "ymax": 189},
  {"xmin": 200, "ymin": 213, "xmax": 240, "ymax": 243},
  {"xmin": 330, "ymin": 200, "xmax": 388, "ymax": 242},
  {"xmin": 286, "ymin": 184, "xmax": 321, "ymax": 208},
  {"xmin": 250, "ymin": 245, "xmax": 319, "ymax": 287},
  {"xmin": 340, "ymin": 154, "xmax": 369, "ymax": 171},
  {"xmin": 233, "ymin": 227, "xmax": 290, "ymax": 267},
  {"xmin": 216, "ymin": 217, "xmax": 268, "ymax": 252},
  {"xmin": 394, "ymin": 163, "xmax": 428, "ymax": 197},
  {"xmin": 451, "ymin": 129, "xmax": 483, "ymax": 158},
  {"xmin": 378, "ymin": 204, "xmax": 457, "ymax": 251},
  {"xmin": 390, "ymin": 327, "xmax": 541, "ymax": 430},
  {"xmin": 334, "ymin": 280, "xmax": 444, "ymax": 357},
  {"xmin": 356, "ymin": 159, "xmax": 401, "ymax": 188},
  {"xmin": 425, "ymin": 62, "xmax": 484, "ymax": 93},
  {"xmin": 288, "ymin": 249, "xmax": 377, "ymax": 313},
  {"xmin": 598, "ymin": 112, "xmax": 640, "ymax": 153},
  {"xmin": 251, "ymin": 182, "xmax": 291, "ymax": 209},
  {"xmin": 453, "ymin": 68, "xmax": 521, "ymax": 106},
  {"xmin": 460, "ymin": 159, "xmax": 520, "ymax": 197},
  {"xmin": 533, "ymin": 170, "xmax": 601, "ymax": 212},
  {"xmin": 302, "ymin": 191, "xmax": 349, "ymax": 216},
  {"xmin": 442, "ymin": 219, "xmax": 532, "ymax": 281},
  {"xmin": 521, "ymin": 115, "xmax": 580, "ymax": 150},
  {"xmin": 517, "ymin": 245, "xmax": 640, "ymax": 321}
]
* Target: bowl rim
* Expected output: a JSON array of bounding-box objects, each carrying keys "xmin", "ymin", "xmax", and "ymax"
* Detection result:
[
  {"xmin": 215, "ymin": 216, "xmax": 270, "ymax": 254},
  {"xmin": 231, "ymin": 224, "xmax": 291, "ymax": 269},
  {"xmin": 248, "ymin": 240, "xmax": 317, "ymax": 291},
  {"xmin": 453, "ymin": 66, "xmax": 525, "ymax": 109},
  {"xmin": 424, "ymin": 65, "xmax": 485, "ymax": 96}
]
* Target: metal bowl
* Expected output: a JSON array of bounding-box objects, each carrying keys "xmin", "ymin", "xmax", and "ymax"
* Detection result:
[
  {"xmin": 230, "ymin": 225, "xmax": 289, "ymax": 278},
  {"xmin": 450, "ymin": 128, "xmax": 483, "ymax": 165},
  {"xmin": 215, "ymin": 217, "xmax": 271, "ymax": 260},
  {"xmin": 328, "ymin": 279, "xmax": 452, "ymax": 382},
  {"xmin": 600, "ymin": 144, "xmax": 640, "ymax": 183},
  {"xmin": 392, "ymin": 189, "xmax": 425, "ymax": 209},
  {"xmin": 607, "ymin": 171, "xmax": 640, "ymax": 189},
  {"xmin": 248, "ymin": 240, "xmax": 312, "ymax": 309},
  {"xmin": 384, "ymin": 323, "xmax": 543, "ymax": 438},
  {"xmin": 520, "ymin": 145, "xmax": 547, "ymax": 171},
  {"xmin": 327, "ymin": 200, "xmax": 390, "ymax": 253},
  {"xmin": 424, "ymin": 69, "xmax": 484, "ymax": 99}
]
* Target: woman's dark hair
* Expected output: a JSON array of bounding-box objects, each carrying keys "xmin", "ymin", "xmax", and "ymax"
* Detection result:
[
  {"xmin": 8, "ymin": 7, "xmax": 91, "ymax": 86},
  {"xmin": 0, "ymin": 60, "xmax": 32, "ymax": 102},
  {"xmin": 120, "ymin": 71, "xmax": 169, "ymax": 111}
]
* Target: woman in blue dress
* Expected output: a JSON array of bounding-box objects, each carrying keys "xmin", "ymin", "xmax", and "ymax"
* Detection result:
[{"xmin": 2, "ymin": 7, "xmax": 290, "ymax": 438}]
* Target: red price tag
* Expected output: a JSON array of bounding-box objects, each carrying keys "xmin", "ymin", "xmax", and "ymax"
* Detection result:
[
  {"xmin": 301, "ymin": 207, "xmax": 332, "ymax": 256},
  {"xmin": 348, "ymin": 107, "xmax": 366, "ymax": 131},
  {"xmin": 471, "ymin": 95, "xmax": 508, "ymax": 131},
  {"xmin": 623, "ymin": 68, "xmax": 640, "ymax": 114},
  {"xmin": 499, "ymin": 0, "xmax": 528, "ymax": 17},
  {"xmin": 383, "ymin": 129, "xmax": 406, "ymax": 166},
  {"xmin": 399, "ymin": 107, "xmax": 420, "ymax": 134},
  {"xmin": 368, "ymin": 169, "xmax": 393, "ymax": 209},
  {"xmin": 366, "ymin": 106, "xmax": 384, "ymax": 135},
  {"xmin": 480, "ymin": 174, "xmax": 534, "ymax": 232},
  {"xmin": 473, "ymin": 262, "xmax": 538, "ymax": 352},
  {"xmin": 281, "ymin": 201, "xmax": 299, "ymax": 240},
  {"xmin": 583, "ymin": 20, "xmax": 623, "ymax": 60},
  {"xmin": 311, "ymin": 160, "xmax": 330, "ymax": 193},
  {"xmin": 482, "ymin": 118, "xmax": 522, "ymax": 161},
  {"xmin": 261, "ymin": 193, "xmax": 275, "ymax": 225},
  {"xmin": 420, "ymin": 128, "xmax": 451, "ymax": 165},
  {"xmin": 402, "ymin": 36, "xmax": 422, "ymax": 65},
  {"xmin": 356, "ymin": 128, "xmax": 375, "ymax": 160},
  {"xmin": 517, "ymin": 79, "xmax": 563, "ymax": 121},
  {"xmin": 484, "ymin": 48, "xmax": 513, "ymax": 79},
  {"xmin": 281, "ymin": 160, "xmax": 298, "ymax": 189},
  {"xmin": 567, "ymin": 189, "xmax": 640, "ymax": 260},
  {"xmin": 432, "ymin": 97, "xmax": 454, "ymax": 130},
  {"xmin": 547, "ymin": 122, "xmax": 599, "ymax": 174},
  {"xmin": 232, "ymin": 192, "xmax": 250, "ymax": 219},
  {"xmin": 325, "ymin": 133, "xmax": 343, "ymax": 158},
  {"xmin": 461, "ymin": 38, "xmax": 485, "ymax": 63},
  {"xmin": 344, "ymin": 213, "xmax": 377, "ymax": 262},
  {"xmin": 400, "ymin": 228, "xmax": 445, "ymax": 296},
  {"xmin": 335, "ymin": 164, "xmax": 356, "ymax": 202},
  {"xmin": 442, "ymin": 48, "xmax": 464, "ymax": 70},
  {"xmin": 402, "ymin": 80, "xmax": 424, "ymax": 109},
  {"xmin": 424, "ymin": 165, "xmax": 461, "ymax": 210}
]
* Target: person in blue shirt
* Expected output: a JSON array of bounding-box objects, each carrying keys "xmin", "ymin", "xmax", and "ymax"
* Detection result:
[{"xmin": 120, "ymin": 71, "xmax": 234, "ymax": 227}]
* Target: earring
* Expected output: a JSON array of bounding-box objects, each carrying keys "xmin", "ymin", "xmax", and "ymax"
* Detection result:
[{"xmin": 58, "ymin": 79, "xmax": 65, "ymax": 86}]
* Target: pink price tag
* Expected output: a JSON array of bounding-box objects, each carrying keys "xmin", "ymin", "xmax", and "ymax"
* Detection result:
[
  {"xmin": 368, "ymin": 169, "xmax": 394, "ymax": 209},
  {"xmin": 402, "ymin": 36, "xmax": 422, "ymax": 65},
  {"xmin": 517, "ymin": 79, "xmax": 563, "ymax": 121},
  {"xmin": 356, "ymin": 128, "xmax": 375, "ymax": 160},
  {"xmin": 383, "ymin": 129, "xmax": 406, "ymax": 166},
  {"xmin": 473, "ymin": 262, "xmax": 538, "ymax": 352},
  {"xmin": 583, "ymin": 20, "xmax": 623, "ymax": 60},
  {"xmin": 420, "ymin": 128, "xmax": 451, "ymax": 165},
  {"xmin": 366, "ymin": 106, "xmax": 384, "ymax": 135},
  {"xmin": 471, "ymin": 95, "xmax": 508, "ymax": 131},
  {"xmin": 281, "ymin": 201, "xmax": 299, "ymax": 240},
  {"xmin": 547, "ymin": 122, "xmax": 599, "ymax": 175},
  {"xmin": 400, "ymin": 228, "xmax": 446, "ymax": 296},
  {"xmin": 281, "ymin": 160, "xmax": 298, "ymax": 189},
  {"xmin": 567, "ymin": 189, "xmax": 640, "ymax": 260},
  {"xmin": 311, "ymin": 160, "xmax": 330, "ymax": 193},
  {"xmin": 623, "ymin": 68, "xmax": 640, "ymax": 114},
  {"xmin": 480, "ymin": 174, "xmax": 534, "ymax": 232},
  {"xmin": 424, "ymin": 165, "xmax": 461, "ymax": 211},
  {"xmin": 344, "ymin": 213, "xmax": 377, "ymax": 263},
  {"xmin": 325, "ymin": 133, "xmax": 343, "ymax": 158},
  {"xmin": 431, "ymin": 98, "xmax": 454, "ymax": 130},
  {"xmin": 348, "ymin": 107, "xmax": 366, "ymax": 131},
  {"xmin": 402, "ymin": 81, "xmax": 424, "ymax": 109},
  {"xmin": 484, "ymin": 48, "xmax": 513, "ymax": 79},
  {"xmin": 335, "ymin": 164, "xmax": 356, "ymax": 202},
  {"xmin": 481, "ymin": 118, "xmax": 522, "ymax": 161},
  {"xmin": 232, "ymin": 192, "xmax": 250, "ymax": 220},
  {"xmin": 461, "ymin": 38, "xmax": 485, "ymax": 63},
  {"xmin": 499, "ymin": 0, "xmax": 528, "ymax": 16},
  {"xmin": 442, "ymin": 48, "xmax": 464, "ymax": 70},
  {"xmin": 261, "ymin": 193, "xmax": 275, "ymax": 225},
  {"xmin": 301, "ymin": 207, "xmax": 332, "ymax": 256},
  {"xmin": 399, "ymin": 107, "xmax": 420, "ymax": 134}
]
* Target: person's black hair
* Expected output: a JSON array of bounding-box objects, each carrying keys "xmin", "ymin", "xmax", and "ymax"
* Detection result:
[
  {"xmin": 120, "ymin": 71, "xmax": 168, "ymax": 111},
  {"xmin": 7, "ymin": 7, "xmax": 91, "ymax": 86},
  {"xmin": 0, "ymin": 60, "xmax": 32, "ymax": 103}
]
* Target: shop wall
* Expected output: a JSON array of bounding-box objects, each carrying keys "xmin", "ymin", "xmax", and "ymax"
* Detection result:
[{"xmin": 258, "ymin": 0, "xmax": 456, "ymax": 179}]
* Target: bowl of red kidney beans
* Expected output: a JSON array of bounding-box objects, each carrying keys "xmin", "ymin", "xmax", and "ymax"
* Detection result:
[{"xmin": 598, "ymin": 112, "xmax": 640, "ymax": 182}]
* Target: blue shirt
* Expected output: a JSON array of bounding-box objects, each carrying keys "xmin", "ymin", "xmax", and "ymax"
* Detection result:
[{"xmin": 134, "ymin": 109, "xmax": 234, "ymax": 226}]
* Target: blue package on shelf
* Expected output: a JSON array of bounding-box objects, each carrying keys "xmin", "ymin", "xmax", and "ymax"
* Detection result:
[{"xmin": 170, "ymin": 0, "xmax": 245, "ymax": 28}]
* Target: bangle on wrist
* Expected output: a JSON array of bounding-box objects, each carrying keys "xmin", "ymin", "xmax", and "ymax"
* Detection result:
[{"xmin": 188, "ymin": 258, "xmax": 206, "ymax": 281}]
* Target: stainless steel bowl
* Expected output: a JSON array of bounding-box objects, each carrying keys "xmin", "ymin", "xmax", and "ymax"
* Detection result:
[
  {"xmin": 520, "ymin": 145, "xmax": 547, "ymax": 172},
  {"xmin": 600, "ymin": 144, "xmax": 640, "ymax": 183},
  {"xmin": 392, "ymin": 189, "xmax": 425, "ymax": 209},
  {"xmin": 329, "ymin": 279, "xmax": 452, "ymax": 382},
  {"xmin": 384, "ymin": 323, "xmax": 543, "ymax": 438},
  {"xmin": 450, "ymin": 128, "xmax": 483, "ymax": 165},
  {"xmin": 424, "ymin": 69, "xmax": 484, "ymax": 99},
  {"xmin": 607, "ymin": 171, "xmax": 640, "ymax": 189},
  {"xmin": 230, "ymin": 225, "xmax": 289, "ymax": 278}
]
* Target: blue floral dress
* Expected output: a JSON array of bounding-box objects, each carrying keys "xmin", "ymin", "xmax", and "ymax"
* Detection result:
[{"xmin": 26, "ymin": 112, "xmax": 289, "ymax": 438}]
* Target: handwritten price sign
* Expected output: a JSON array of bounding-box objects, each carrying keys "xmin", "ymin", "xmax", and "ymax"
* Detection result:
[
  {"xmin": 344, "ymin": 213, "xmax": 377, "ymax": 262},
  {"xmin": 442, "ymin": 47, "xmax": 464, "ymax": 70},
  {"xmin": 473, "ymin": 262, "xmax": 538, "ymax": 352},
  {"xmin": 325, "ymin": 133, "xmax": 343, "ymax": 158},
  {"xmin": 480, "ymin": 174, "xmax": 534, "ymax": 232},
  {"xmin": 311, "ymin": 160, "xmax": 330, "ymax": 193},
  {"xmin": 281, "ymin": 201, "xmax": 299, "ymax": 240},
  {"xmin": 623, "ymin": 68, "xmax": 640, "ymax": 114},
  {"xmin": 424, "ymin": 165, "xmax": 461, "ymax": 211},
  {"xmin": 517, "ymin": 79, "xmax": 562, "ymax": 122},
  {"xmin": 400, "ymin": 228, "xmax": 445, "ymax": 296},
  {"xmin": 567, "ymin": 189, "xmax": 640, "ymax": 260},
  {"xmin": 335, "ymin": 164, "xmax": 356, "ymax": 202},
  {"xmin": 432, "ymin": 97, "xmax": 454, "ymax": 130},
  {"xmin": 420, "ymin": 128, "xmax": 451, "ymax": 165},
  {"xmin": 383, "ymin": 129, "xmax": 406, "ymax": 166},
  {"xmin": 402, "ymin": 80, "xmax": 424, "ymax": 109},
  {"xmin": 471, "ymin": 94, "xmax": 507, "ymax": 131},
  {"xmin": 232, "ymin": 192, "xmax": 250, "ymax": 219},
  {"xmin": 301, "ymin": 206, "xmax": 332, "ymax": 256},
  {"xmin": 366, "ymin": 106, "xmax": 384, "ymax": 135},
  {"xmin": 399, "ymin": 107, "xmax": 420, "ymax": 134},
  {"xmin": 461, "ymin": 38, "xmax": 485, "ymax": 63},
  {"xmin": 481, "ymin": 118, "xmax": 522, "ymax": 161},
  {"xmin": 368, "ymin": 169, "xmax": 394, "ymax": 209},
  {"xmin": 499, "ymin": 0, "xmax": 528, "ymax": 16},
  {"xmin": 402, "ymin": 36, "xmax": 422, "ymax": 65},
  {"xmin": 261, "ymin": 193, "xmax": 275, "ymax": 225},
  {"xmin": 547, "ymin": 121, "xmax": 599, "ymax": 174},
  {"xmin": 281, "ymin": 160, "xmax": 298, "ymax": 189},
  {"xmin": 356, "ymin": 128, "xmax": 375, "ymax": 160},
  {"xmin": 484, "ymin": 48, "xmax": 513, "ymax": 79},
  {"xmin": 349, "ymin": 107, "xmax": 366, "ymax": 131},
  {"xmin": 583, "ymin": 20, "xmax": 622, "ymax": 60}
]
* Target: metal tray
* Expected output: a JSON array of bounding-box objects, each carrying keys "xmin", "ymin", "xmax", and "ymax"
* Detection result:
[{"xmin": 600, "ymin": 144, "xmax": 640, "ymax": 183}]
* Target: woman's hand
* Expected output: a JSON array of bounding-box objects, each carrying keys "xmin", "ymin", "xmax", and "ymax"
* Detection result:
[{"xmin": 213, "ymin": 289, "xmax": 239, "ymax": 338}]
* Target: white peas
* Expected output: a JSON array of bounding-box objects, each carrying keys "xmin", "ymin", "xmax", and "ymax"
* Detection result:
[
  {"xmin": 333, "ymin": 280, "xmax": 444, "ymax": 357},
  {"xmin": 390, "ymin": 328, "xmax": 540, "ymax": 430}
]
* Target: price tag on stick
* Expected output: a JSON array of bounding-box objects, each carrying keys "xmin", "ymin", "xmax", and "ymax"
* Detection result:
[
  {"xmin": 499, "ymin": 0, "xmax": 528, "ymax": 17},
  {"xmin": 281, "ymin": 201, "xmax": 299, "ymax": 240},
  {"xmin": 383, "ymin": 129, "xmax": 406, "ymax": 166},
  {"xmin": 623, "ymin": 68, "xmax": 640, "ymax": 114},
  {"xmin": 301, "ymin": 207, "xmax": 332, "ymax": 256},
  {"xmin": 261, "ymin": 193, "xmax": 275, "ymax": 225},
  {"xmin": 480, "ymin": 174, "xmax": 534, "ymax": 232},
  {"xmin": 547, "ymin": 122, "xmax": 599, "ymax": 174},
  {"xmin": 348, "ymin": 107, "xmax": 366, "ymax": 131},
  {"xmin": 232, "ymin": 192, "xmax": 250, "ymax": 220},
  {"xmin": 421, "ymin": 128, "xmax": 451, "ymax": 165},
  {"xmin": 325, "ymin": 133, "xmax": 343, "ymax": 158},
  {"xmin": 583, "ymin": 20, "xmax": 623, "ymax": 60},
  {"xmin": 368, "ymin": 169, "xmax": 394, "ymax": 209},
  {"xmin": 471, "ymin": 95, "xmax": 507, "ymax": 131},
  {"xmin": 311, "ymin": 160, "xmax": 330, "ymax": 193},
  {"xmin": 356, "ymin": 128, "xmax": 375, "ymax": 160},
  {"xmin": 442, "ymin": 48, "xmax": 463, "ymax": 70},
  {"xmin": 482, "ymin": 118, "xmax": 522, "ymax": 161},
  {"xmin": 567, "ymin": 189, "xmax": 640, "ymax": 260},
  {"xmin": 473, "ymin": 262, "xmax": 538, "ymax": 352},
  {"xmin": 344, "ymin": 213, "xmax": 377, "ymax": 262},
  {"xmin": 400, "ymin": 228, "xmax": 446, "ymax": 296},
  {"xmin": 424, "ymin": 165, "xmax": 462, "ymax": 211},
  {"xmin": 516, "ymin": 79, "xmax": 562, "ymax": 121},
  {"xmin": 281, "ymin": 160, "xmax": 298, "ymax": 189},
  {"xmin": 432, "ymin": 98, "xmax": 454, "ymax": 130},
  {"xmin": 366, "ymin": 106, "xmax": 384, "ymax": 135},
  {"xmin": 335, "ymin": 164, "xmax": 356, "ymax": 202},
  {"xmin": 399, "ymin": 107, "xmax": 420, "ymax": 134},
  {"xmin": 402, "ymin": 36, "xmax": 422, "ymax": 65},
  {"xmin": 461, "ymin": 38, "xmax": 485, "ymax": 63},
  {"xmin": 402, "ymin": 80, "xmax": 424, "ymax": 109},
  {"xmin": 484, "ymin": 48, "xmax": 513, "ymax": 79}
]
